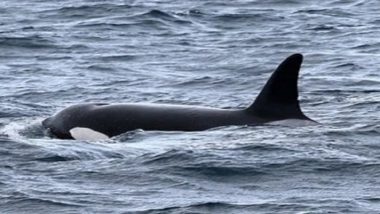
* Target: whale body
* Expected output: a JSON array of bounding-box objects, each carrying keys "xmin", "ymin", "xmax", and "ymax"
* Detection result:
[{"xmin": 42, "ymin": 53, "xmax": 314, "ymax": 140}]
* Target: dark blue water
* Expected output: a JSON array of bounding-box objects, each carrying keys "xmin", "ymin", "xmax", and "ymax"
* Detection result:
[{"xmin": 1, "ymin": 0, "xmax": 379, "ymax": 213}]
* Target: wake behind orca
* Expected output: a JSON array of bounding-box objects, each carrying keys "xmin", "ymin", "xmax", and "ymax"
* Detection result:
[{"xmin": 42, "ymin": 53, "xmax": 315, "ymax": 140}]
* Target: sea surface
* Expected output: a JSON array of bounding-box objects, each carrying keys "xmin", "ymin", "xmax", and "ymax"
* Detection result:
[{"xmin": 0, "ymin": 0, "xmax": 379, "ymax": 213}]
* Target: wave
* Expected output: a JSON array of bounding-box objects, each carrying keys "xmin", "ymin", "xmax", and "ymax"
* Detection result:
[
  {"xmin": 94, "ymin": 54, "xmax": 138, "ymax": 62},
  {"xmin": 295, "ymin": 8, "xmax": 355, "ymax": 17},
  {"xmin": 211, "ymin": 13, "xmax": 277, "ymax": 23},
  {"xmin": 138, "ymin": 145, "xmax": 377, "ymax": 179},
  {"xmin": 133, "ymin": 201, "xmax": 318, "ymax": 213},
  {"xmin": 0, "ymin": 118, "xmax": 128, "ymax": 162},
  {"xmin": 41, "ymin": 3, "xmax": 133, "ymax": 19},
  {"xmin": 324, "ymin": 123, "xmax": 380, "ymax": 136},
  {"xmin": 0, "ymin": 36, "xmax": 57, "ymax": 49},
  {"xmin": 131, "ymin": 9, "xmax": 192, "ymax": 25},
  {"xmin": 72, "ymin": 9, "xmax": 192, "ymax": 31},
  {"xmin": 0, "ymin": 197, "xmax": 83, "ymax": 212},
  {"xmin": 33, "ymin": 155, "xmax": 77, "ymax": 162}
]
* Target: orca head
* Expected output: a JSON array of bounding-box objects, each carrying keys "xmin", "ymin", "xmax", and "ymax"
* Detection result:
[
  {"xmin": 42, "ymin": 115, "xmax": 73, "ymax": 139},
  {"xmin": 42, "ymin": 103, "xmax": 112, "ymax": 140},
  {"xmin": 42, "ymin": 104, "xmax": 89, "ymax": 139}
]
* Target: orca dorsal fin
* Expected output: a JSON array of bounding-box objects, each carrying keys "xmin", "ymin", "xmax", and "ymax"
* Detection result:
[{"xmin": 246, "ymin": 53, "xmax": 310, "ymax": 120}]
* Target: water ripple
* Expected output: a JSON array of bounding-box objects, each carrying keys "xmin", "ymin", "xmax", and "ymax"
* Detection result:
[{"xmin": 0, "ymin": 0, "xmax": 379, "ymax": 213}]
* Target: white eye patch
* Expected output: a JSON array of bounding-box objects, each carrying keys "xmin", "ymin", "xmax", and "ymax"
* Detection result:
[{"xmin": 69, "ymin": 127, "xmax": 109, "ymax": 140}]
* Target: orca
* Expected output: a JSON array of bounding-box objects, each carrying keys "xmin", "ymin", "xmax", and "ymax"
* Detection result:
[{"xmin": 42, "ymin": 53, "xmax": 314, "ymax": 140}]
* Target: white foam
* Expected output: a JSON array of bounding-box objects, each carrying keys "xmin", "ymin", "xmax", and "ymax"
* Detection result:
[
  {"xmin": 69, "ymin": 127, "xmax": 109, "ymax": 141},
  {"xmin": 1, "ymin": 118, "xmax": 40, "ymax": 141}
]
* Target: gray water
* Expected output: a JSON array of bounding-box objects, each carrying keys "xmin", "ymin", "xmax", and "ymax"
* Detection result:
[{"xmin": 0, "ymin": 0, "xmax": 380, "ymax": 213}]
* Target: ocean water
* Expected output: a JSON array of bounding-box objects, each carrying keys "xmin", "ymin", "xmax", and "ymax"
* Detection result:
[{"xmin": 0, "ymin": 0, "xmax": 379, "ymax": 213}]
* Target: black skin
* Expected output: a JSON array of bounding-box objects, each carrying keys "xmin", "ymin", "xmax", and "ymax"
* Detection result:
[
  {"xmin": 42, "ymin": 103, "xmax": 267, "ymax": 139},
  {"xmin": 42, "ymin": 53, "xmax": 313, "ymax": 139}
]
